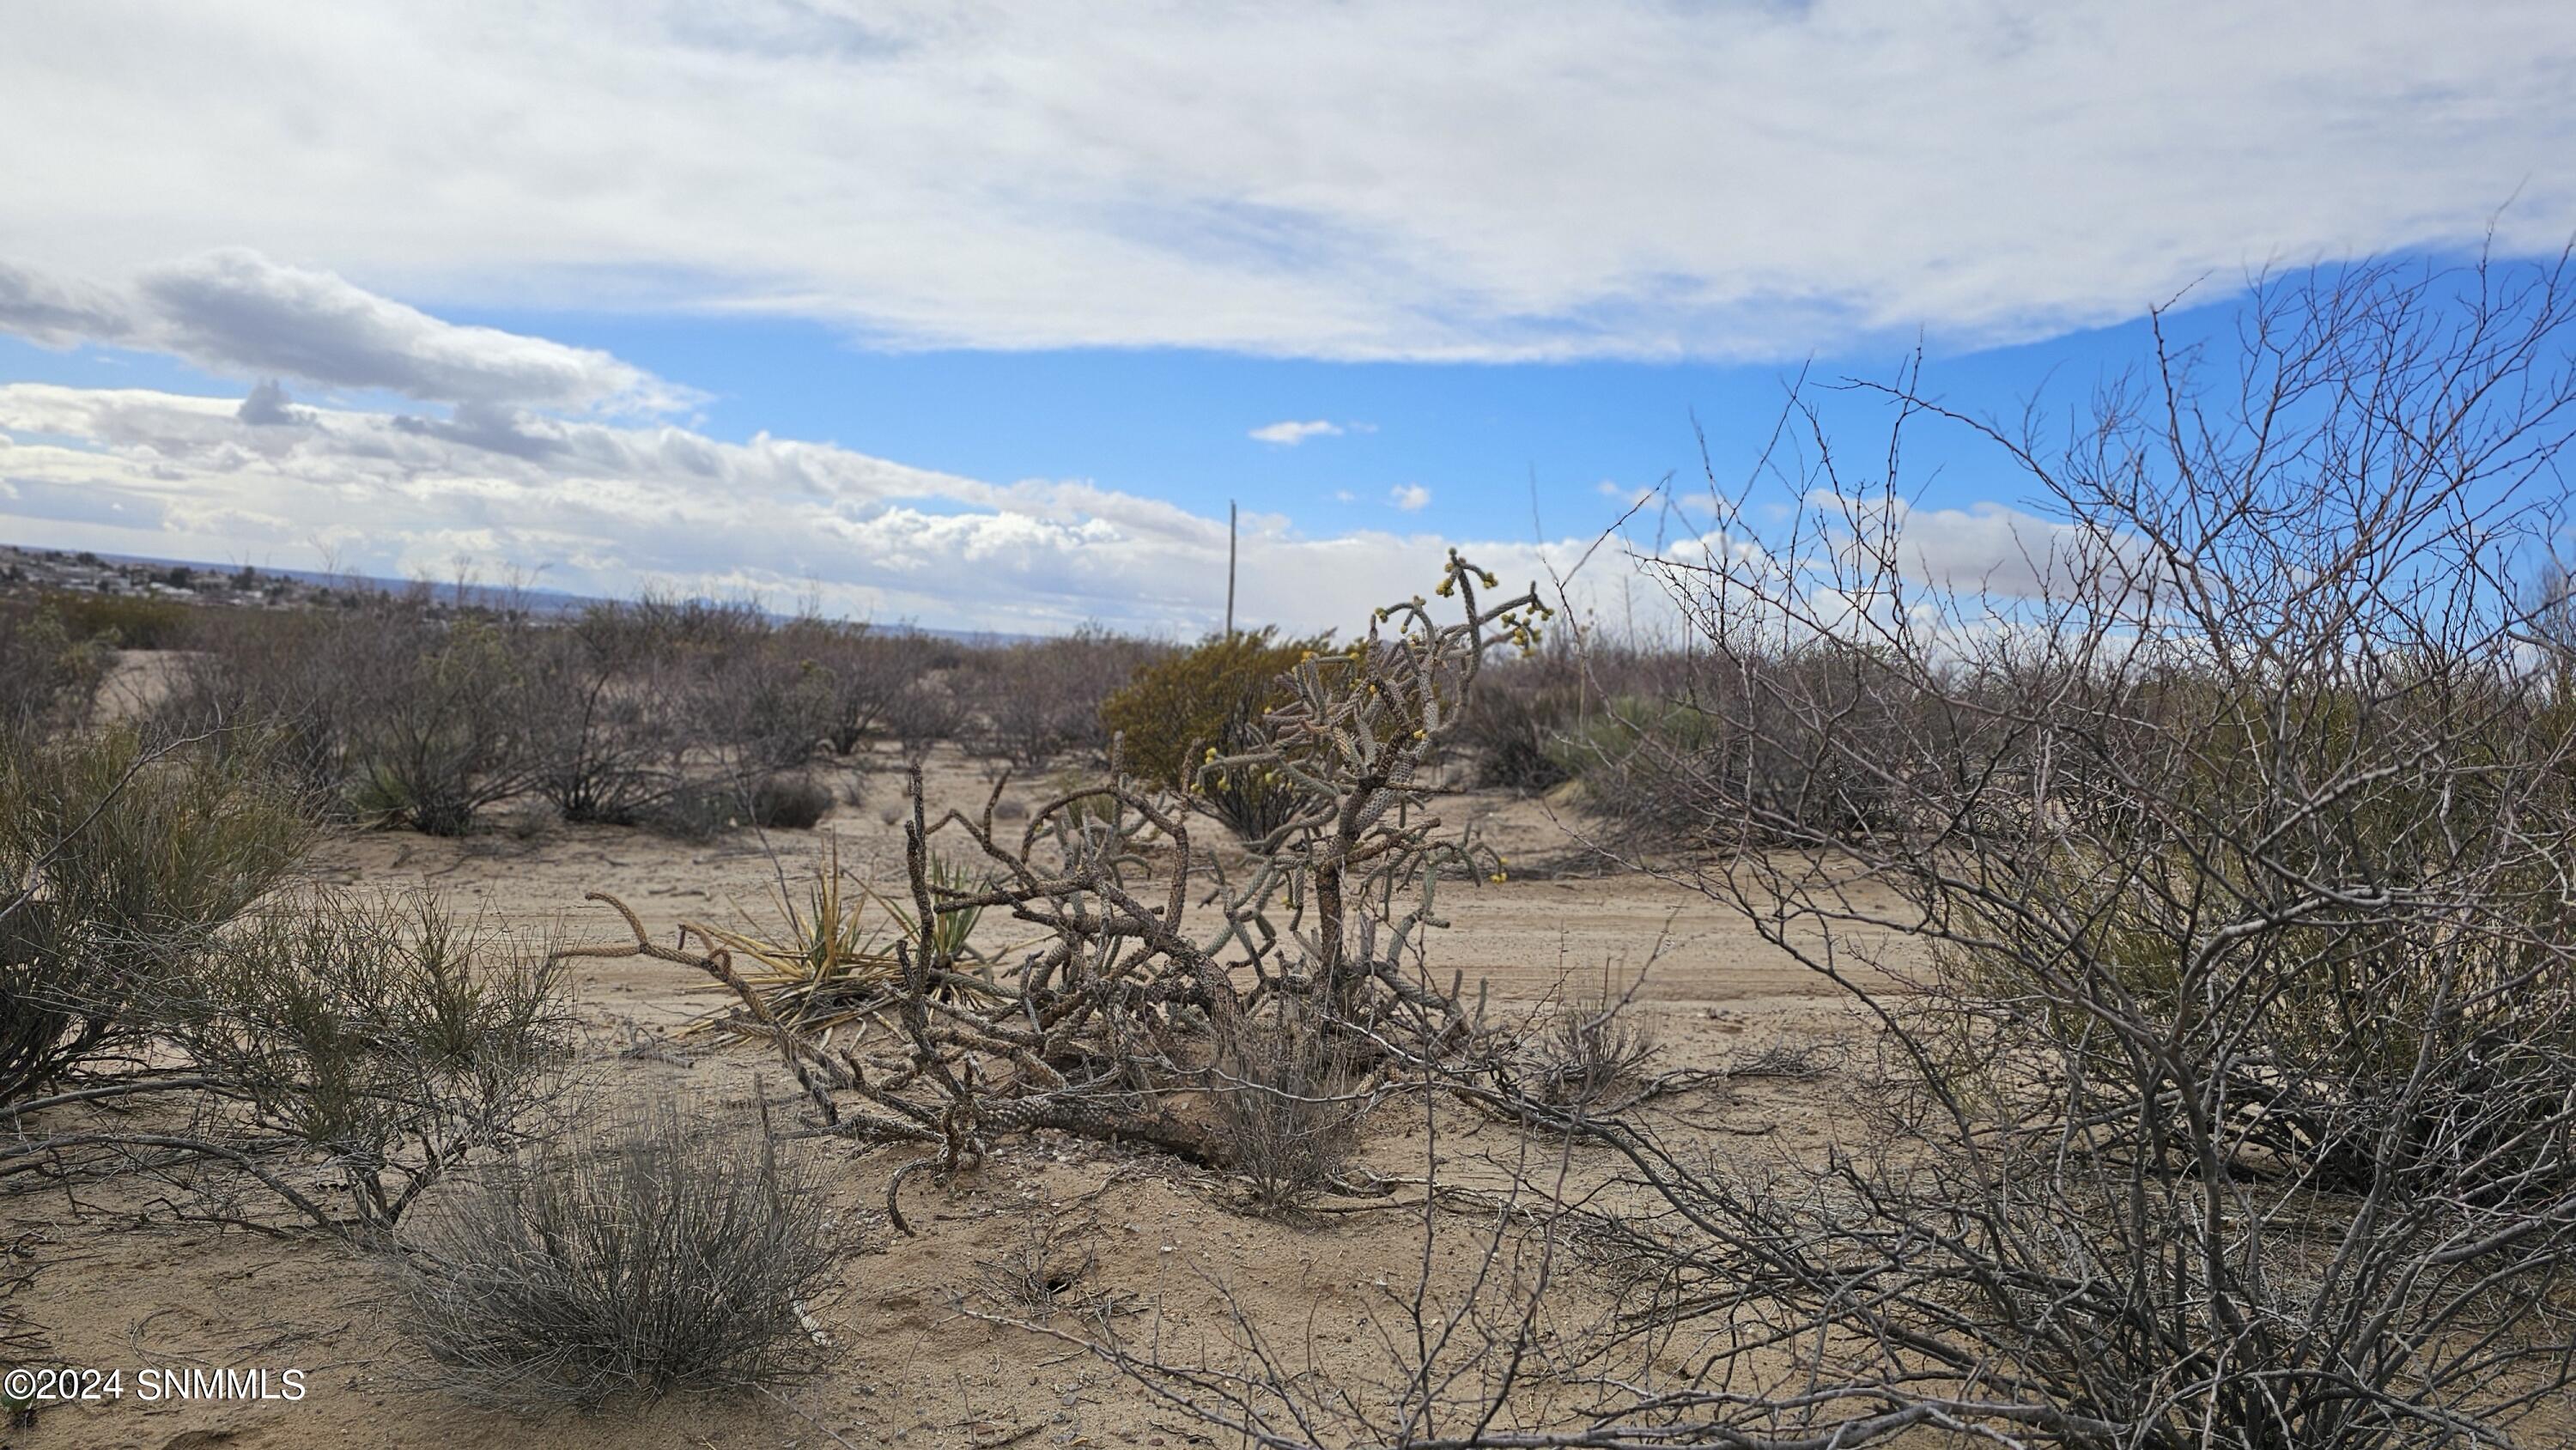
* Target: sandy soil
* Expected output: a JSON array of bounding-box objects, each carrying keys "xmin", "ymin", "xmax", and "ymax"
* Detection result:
[{"xmin": 3, "ymin": 743, "xmax": 1893, "ymax": 1450}]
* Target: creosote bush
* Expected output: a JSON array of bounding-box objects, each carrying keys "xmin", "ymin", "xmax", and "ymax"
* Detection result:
[
  {"xmin": 1098, "ymin": 628, "xmax": 1326, "ymax": 789},
  {"xmin": 0, "ymin": 727, "xmax": 309, "ymax": 1107},
  {"xmin": 393, "ymin": 1098, "xmax": 837, "ymax": 1408},
  {"xmin": 154, "ymin": 889, "xmax": 573, "ymax": 1233},
  {"xmin": 348, "ymin": 617, "xmax": 535, "ymax": 835}
]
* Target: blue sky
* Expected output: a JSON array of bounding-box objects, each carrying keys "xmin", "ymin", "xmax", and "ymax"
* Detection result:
[{"xmin": 2, "ymin": 3, "xmax": 2572, "ymax": 634}]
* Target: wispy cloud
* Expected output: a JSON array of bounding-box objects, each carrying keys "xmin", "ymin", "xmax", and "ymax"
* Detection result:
[
  {"xmin": 1389, "ymin": 483, "xmax": 1431, "ymax": 512},
  {"xmin": 1, "ymin": 4, "xmax": 2567, "ymax": 361},
  {"xmin": 1249, "ymin": 419, "xmax": 1343, "ymax": 446}
]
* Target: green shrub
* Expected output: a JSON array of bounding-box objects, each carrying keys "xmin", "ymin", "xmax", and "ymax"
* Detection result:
[
  {"xmin": 1099, "ymin": 628, "xmax": 1327, "ymax": 788},
  {"xmin": 33, "ymin": 591, "xmax": 193, "ymax": 651},
  {"xmin": 0, "ymin": 604, "xmax": 109, "ymax": 737},
  {"xmin": 161, "ymin": 889, "xmax": 570, "ymax": 1232},
  {"xmin": 1453, "ymin": 682, "xmax": 1579, "ymax": 792},
  {"xmin": 348, "ymin": 619, "xmax": 534, "ymax": 835},
  {"xmin": 0, "ymin": 729, "xmax": 310, "ymax": 1106}
]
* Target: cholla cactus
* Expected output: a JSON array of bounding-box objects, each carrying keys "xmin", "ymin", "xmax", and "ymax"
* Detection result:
[{"xmin": 565, "ymin": 555, "xmax": 1552, "ymax": 1210}]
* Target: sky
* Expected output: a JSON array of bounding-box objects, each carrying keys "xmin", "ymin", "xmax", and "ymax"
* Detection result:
[{"xmin": 2, "ymin": 2, "xmax": 2573, "ymax": 635}]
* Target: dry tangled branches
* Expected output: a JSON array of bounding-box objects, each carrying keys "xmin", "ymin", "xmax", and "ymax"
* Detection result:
[{"xmin": 559, "ymin": 554, "xmax": 1552, "ymax": 1216}]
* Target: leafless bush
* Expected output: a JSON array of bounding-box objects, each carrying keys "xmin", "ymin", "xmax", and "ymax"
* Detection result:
[
  {"xmin": 391, "ymin": 1096, "xmax": 837, "ymax": 1408},
  {"xmin": 1211, "ymin": 1012, "xmax": 1367, "ymax": 1213},
  {"xmin": 519, "ymin": 617, "xmax": 686, "ymax": 824},
  {"xmin": 696, "ymin": 645, "xmax": 837, "ymax": 778},
  {"xmin": 1552, "ymin": 647, "xmax": 1925, "ymax": 849},
  {"xmin": 876, "ymin": 671, "xmax": 973, "ymax": 754},
  {"xmin": 1053, "ymin": 257, "xmax": 2576, "ymax": 1450},
  {"xmin": 965, "ymin": 628, "xmax": 1169, "ymax": 766},
  {"xmin": 156, "ymin": 600, "xmax": 411, "ymax": 806}
]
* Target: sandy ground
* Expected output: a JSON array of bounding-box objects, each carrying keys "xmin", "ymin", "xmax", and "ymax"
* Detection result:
[{"xmin": 3, "ymin": 741, "xmax": 1894, "ymax": 1450}]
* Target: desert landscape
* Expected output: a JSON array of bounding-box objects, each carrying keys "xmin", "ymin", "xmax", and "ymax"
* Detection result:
[
  {"xmin": 8, "ymin": 10, "xmax": 2576, "ymax": 1447},
  {"xmin": 7, "ymin": 731, "xmax": 1886, "ymax": 1450}
]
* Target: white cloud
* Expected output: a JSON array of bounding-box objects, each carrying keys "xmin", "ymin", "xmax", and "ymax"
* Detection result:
[
  {"xmin": 1249, "ymin": 419, "xmax": 1343, "ymax": 446},
  {"xmin": 1388, "ymin": 483, "xmax": 1431, "ymax": 512},
  {"xmin": 0, "ymin": 3, "xmax": 2566, "ymax": 361},
  {"xmin": 0, "ymin": 380, "xmax": 1613, "ymax": 635},
  {"xmin": 0, "ymin": 251, "xmax": 691, "ymax": 415}
]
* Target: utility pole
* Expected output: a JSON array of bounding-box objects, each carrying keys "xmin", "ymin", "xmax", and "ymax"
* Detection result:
[{"xmin": 1225, "ymin": 500, "xmax": 1238, "ymax": 638}]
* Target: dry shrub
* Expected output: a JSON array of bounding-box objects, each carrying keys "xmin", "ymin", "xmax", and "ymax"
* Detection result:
[
  {"xmin": 0, "ymin": 728, "xmax": 309, "ymax": 1107},
  {"xmin": 1451, "ymin": 676, "xmax": 1578, "ymax": 792},
  {"xmin": 519, "ymin": 616, "xmax": 686, "ymax": 825},
  {"xmin": 971, "ymin": 1205, "xmax": 1130, "ymax": 1320},
  {"xmin": 392, "ymin": 1098, "xmax": 838, "ymax": 1408},
  {"xmin": 156, "ymin": 890, "xmax": 572, "ymax": 1233},
  {"xmin": 346, "ymin": 617, "xmax": 539, "ymax": 835},
  {"xmin": 156, "ymin": 603, "xmax": 386, "ymax": 806},
  {"xmin": 1212, "ymin": 1014, "xmax": 1366, "ymax": 1213},
  {"xmin": 638, "ymin": 781, "xmax": 740, "ymax": 841},
  {"xmin": 964, "ymin": 628, "xmax": 1171, "ymax": 766},
  {"xmin": 1556, "ymin": 648, "xmax": 1923, "ymax": 850},
  {"xmin": 0, "ymin": 603, "xmax": 109, "ymax": 737},
  {"xmin": 26, "ymin": 590, "xmax": 192, "ymax": 651},
  {"xmin": 748, "ymin": 772, "xmax": 834, "ymax": 829},
  {"xmin": 1516, "ymin": 997, "xmax": 1657, "ymax": 1108}
]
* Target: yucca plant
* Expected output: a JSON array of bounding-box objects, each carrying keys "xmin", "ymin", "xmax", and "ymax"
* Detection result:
[{"xmin": 690, "ymin": 837, "xmax": 998, "ymax": 1034}]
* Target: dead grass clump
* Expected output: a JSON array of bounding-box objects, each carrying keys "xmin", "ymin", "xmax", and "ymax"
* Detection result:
[
  {"xmin": 1212, "ymin": 1016, "xmax": 1366, "ymax": 1214},
  {"xmin": 1518, "ymin": 998, "xmax": 1658, "ymax": 1109},
  {"xmin": 971, "ymin": 1205, "xmax": 1132, "ymax": 1321},
  {"xmin": 392, "ymin": 1098, "xmax": 838, "ymax": 1409}
]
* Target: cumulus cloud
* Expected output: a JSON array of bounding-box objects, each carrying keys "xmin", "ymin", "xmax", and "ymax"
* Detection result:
[
  {"xmin": 0, "ymin": 258, "xmax": 131, "ymax": 345},
  {"xmin": 0, "ymin": 3, "xmax": 2566, "ymax": 361},
  {"xmin": 1249, "ymin": 419, "xmax": 1343, "ymax": 446},
  {"xmin": 1388, "ymin": 483, "xmax": 1431, "ymax": 512},
  {"xmin": 0, "ymin": 251, "xmax": 692, "ymax": 416},
  {"xmin": 0, "ymin": 379, "xmax": 2131, "ymax": 638},
  {"xmin": 236, "ymin": 379, "xmax": 307, "ymax": 426},
  {"xmin": 0, "ymin": 381, "xmax": 1601, "ymax": 634}
]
